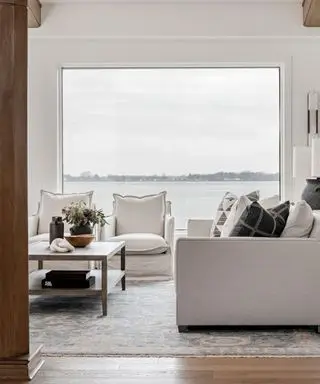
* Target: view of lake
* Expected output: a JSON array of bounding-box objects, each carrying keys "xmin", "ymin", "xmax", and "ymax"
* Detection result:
[{"xmin": 64, "ymin": 180, "xmax": 279, "ymax": 229}]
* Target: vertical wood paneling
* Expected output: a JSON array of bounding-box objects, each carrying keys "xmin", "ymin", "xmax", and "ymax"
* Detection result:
[{"xmin": 0, "ymin": 0, "xmax": 29, "ymax": 358}]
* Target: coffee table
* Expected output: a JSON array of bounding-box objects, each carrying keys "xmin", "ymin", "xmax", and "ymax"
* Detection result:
[{"xmin": 28, "ymin": 241, "xmax": 126, "ymax": 316}]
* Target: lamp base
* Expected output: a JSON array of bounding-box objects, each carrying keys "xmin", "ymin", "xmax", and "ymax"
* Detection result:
[{"xmin": 301, "ymin": 178, "xmax": 320, "ymax": 209}]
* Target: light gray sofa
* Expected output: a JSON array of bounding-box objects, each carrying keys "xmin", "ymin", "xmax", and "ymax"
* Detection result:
[{"xmin": 175, "ymin": 217, "xmax": 320, "ymax": 332}]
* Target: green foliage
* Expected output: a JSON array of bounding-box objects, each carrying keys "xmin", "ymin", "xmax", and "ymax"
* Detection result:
[{"xmin": 62, "ymin": 201, "xmax": 107, "ymax": 228}]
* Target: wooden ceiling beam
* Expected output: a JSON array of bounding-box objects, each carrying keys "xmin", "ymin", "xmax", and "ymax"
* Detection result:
[
  {"xmin": 303, "ymin": 0, "xmax": 320, "ymax": 27},
  {"xmin": 28, "ymin": 0, "xmax": 41, "ymax": 28}
]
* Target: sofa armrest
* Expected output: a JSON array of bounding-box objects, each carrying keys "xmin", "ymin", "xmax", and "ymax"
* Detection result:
[
  {"xmin": 100, "ymin": 215, "xmax": 116, "ymax": 241},
  {"xmin": 28, "ymin": 215, "xmax": 39, "ymax": 237},
  {"xmin": 164, "ymin": 215, "xmax": 175, "ymax": 251},
  {"xmin": 187, "ymin": 219, "xmax": 213, "ymax": 238}
]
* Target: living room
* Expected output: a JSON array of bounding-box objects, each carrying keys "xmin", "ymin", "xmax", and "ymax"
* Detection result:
[{"xmin": 2, "ymin": 0, "xmax": 320, "ymax": 382}]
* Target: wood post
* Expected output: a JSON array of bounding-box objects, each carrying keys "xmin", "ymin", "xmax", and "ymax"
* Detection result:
[{"xmin": 0, "ymin": 0, "xmax": 43, "ymax": 380}]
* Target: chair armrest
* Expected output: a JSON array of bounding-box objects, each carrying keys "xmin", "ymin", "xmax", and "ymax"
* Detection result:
[
  {"xmin": 164, "ymin": 215, "xmax": 175, "ymax": 251},
  {"xmin": 28, "ymin": 215, "xmax": 39, "ymax": 237},
  {"xmin": 100, "ymin": 215, "xmax": 116, "ymax": 241},
  {"xmin": 187, "ymin": 219, "xmax": 213, "ymax": 238}
]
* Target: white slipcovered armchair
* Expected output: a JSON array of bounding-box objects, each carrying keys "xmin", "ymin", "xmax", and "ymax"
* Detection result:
[
  {"xmin": 101, "ymin": 192, "xmax": 175, "ymax": 280},
  {"xmin": 28, "ymin": 190, "xmax": 94, "ymax": 243}
]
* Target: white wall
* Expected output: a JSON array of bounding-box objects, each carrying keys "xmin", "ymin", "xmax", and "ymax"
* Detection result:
[{"xmin": 28, "ymin": 1, "xmax": 320, "ymax": 212}]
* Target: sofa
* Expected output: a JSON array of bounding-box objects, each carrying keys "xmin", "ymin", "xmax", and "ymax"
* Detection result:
[
  {"xmin": 101, "ymin": 192, "xmax": 175, "ymax": 280},
  {"xmin": 175, "ymin": 214, "xmax": 320, "ymax": 332}
]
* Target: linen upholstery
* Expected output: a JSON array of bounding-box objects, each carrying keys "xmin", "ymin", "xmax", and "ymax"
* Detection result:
[
  {"xmin": 308, "ymin": 210, "xmax": 320, "ymax": 239},
  {"xmin": 113, "ymin": 191, "xmax": 166, "ymax": 236},
  {"xmin": 107, "ymin": 233, "xmax": 169, "ymax": 255},
  {"xmin": 176, "ymin": 237, "xmax": 320, "ymax": 328},
  {"xmin": 281, "ymin": 200, "xmax": 314, "ymax": 238},
  {"xmin": 37, "ymin": 190, "xmax": 93, "ymax": 234},
  {"xmin": 101, "ymin": 210, "xmax": 174, "ymax": 279}
]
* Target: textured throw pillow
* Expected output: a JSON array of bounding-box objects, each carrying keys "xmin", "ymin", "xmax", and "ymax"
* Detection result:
[
  {"xmin": 229, "ymin": 200, "xmax": 290, "ymax": 237},
  {"xmin": 37, "ymin": 190, "xmax": 94, "ymax": 234},
  {"xmin": 221, "ymin": 195, "xmax": 252, "ymax": 237},
  {"xmin": 211, "ymin": 190, "xmax": 260, "ymax": 237},
  {"xmin": 113, "ymin": 191, "xmax": 167, "ymax": 236},
  {"xmin": 281, "ymin": 200, "xmax": 314, "ymax": 238}
]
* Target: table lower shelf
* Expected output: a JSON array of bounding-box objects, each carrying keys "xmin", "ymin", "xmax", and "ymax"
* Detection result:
[{"xmin": 29, "ymin": 269, "xmax": 125, "ymax": 296}]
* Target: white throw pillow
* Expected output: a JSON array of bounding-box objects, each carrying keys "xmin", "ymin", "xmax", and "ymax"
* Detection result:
[
  {"xmin": 37, "ymin": 190, "xmax": 94, "ymax": 234},
  {"xmin": 309, "ymin": 211, "xmax": 320, "ymax": 239},
  {"xmin": 259, "ymin": 195, "xmax": 280, "ymax": 209},
  {"xmin": 113, "ymin": 191, "xmax": 166, "ymax": 236},
  {"xmin": 281, "ymin": 200, "xmax": 314, "ymax": 238},
  {"xmin": 221, "ymin": 195, "xmax": 252, "ymax": 237}
]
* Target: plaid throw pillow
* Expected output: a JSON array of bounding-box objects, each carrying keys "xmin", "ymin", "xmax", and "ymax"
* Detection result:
[
  {"xmin": 229, "ymin": 200, "xmax": 290, "ymax": 237},
  {"xmin": 211, "ymin": 191, "xmax": 260, "ymax": 237}
]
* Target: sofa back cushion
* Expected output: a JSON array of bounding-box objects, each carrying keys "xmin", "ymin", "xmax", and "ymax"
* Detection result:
[
  {"xmin": 113, "ymin": 191, "xmax": 166, "ymax": 236},
  {"xmin": 281, "ymin": 200, "xmax": 314, "ymax": 238},
  {"xmin": 37, "ymin": 190, "xmax": 94, "ymax": 234},
  {"xmin": 309, "ymin": 211, "xmax": 320, "ymax": 239}
]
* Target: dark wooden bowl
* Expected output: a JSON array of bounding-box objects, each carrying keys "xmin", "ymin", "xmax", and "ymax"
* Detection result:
[{"xmin": 65, "ymin": 234, "xmax": 95, "ymax": 248}]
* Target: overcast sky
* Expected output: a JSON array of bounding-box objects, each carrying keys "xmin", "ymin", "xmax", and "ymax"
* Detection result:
[{"xmin": 63, "ymin": 68, "xmax": 279, "ymax": 176}]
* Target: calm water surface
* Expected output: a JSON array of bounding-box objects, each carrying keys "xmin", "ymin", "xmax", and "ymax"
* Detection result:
[{"xmin": 64, "ymin": 181, "xmax": 279, "ymax": 229}]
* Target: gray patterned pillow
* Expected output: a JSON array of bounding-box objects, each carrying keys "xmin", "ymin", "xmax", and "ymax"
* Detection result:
[
  {"xmin": 211, "ymin": 190, "xmax": 260, "ymax": 237},
  {"xmin": 229, "ymin": 200, "xmax": 290, "ymax": 237}
]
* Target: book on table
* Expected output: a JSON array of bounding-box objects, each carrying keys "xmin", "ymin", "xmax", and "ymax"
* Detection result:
[{"xmin": 42, "ymin": 270, "xmax": 95, "ymax": 289}]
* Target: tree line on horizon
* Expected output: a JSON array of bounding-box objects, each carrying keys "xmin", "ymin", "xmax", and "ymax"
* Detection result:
[{"xmin": 64, "ymin": 171, "xmax": 279, "ymax": 182}]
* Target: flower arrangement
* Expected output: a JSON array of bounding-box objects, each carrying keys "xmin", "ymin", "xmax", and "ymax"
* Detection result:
[{"xmin": 62, "ymin": 201, "xmax": 107, "ymax": 235}]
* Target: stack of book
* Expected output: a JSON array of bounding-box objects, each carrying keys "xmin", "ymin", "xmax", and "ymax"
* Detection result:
[{"xmin": 42, "ymin": 270, "xmax": 95, "ymax": 289}]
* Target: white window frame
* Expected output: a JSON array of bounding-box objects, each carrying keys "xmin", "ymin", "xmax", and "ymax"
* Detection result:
[{"xmin": 58, "ymin": 63, "xmax": 291, "ymax": 202}]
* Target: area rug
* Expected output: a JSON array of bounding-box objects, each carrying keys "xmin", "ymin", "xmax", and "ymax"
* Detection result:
[{"xmin": 30, "ymin": 281, "xmax": 320, "ymax": 356}]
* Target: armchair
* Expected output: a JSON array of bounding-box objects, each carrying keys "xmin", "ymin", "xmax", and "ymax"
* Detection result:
[{"xmin": 101, "ymin": 192, "xmax": 175, "ymax": 280}]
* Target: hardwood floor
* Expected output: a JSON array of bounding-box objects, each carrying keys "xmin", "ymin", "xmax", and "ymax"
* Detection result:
[{"xmin": 27, "ymin": 357, "xmax": 320, "ymax": 383}]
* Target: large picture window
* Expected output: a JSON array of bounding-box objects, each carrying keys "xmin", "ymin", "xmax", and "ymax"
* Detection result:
[{"xmin": 62, "ymin": 67, "xmax": 280, "ymax": 229}]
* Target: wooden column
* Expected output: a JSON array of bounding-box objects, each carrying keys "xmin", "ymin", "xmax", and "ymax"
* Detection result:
[{"xmin": 0, "ymin": 0, "xmax": 43, "ymax": 380}]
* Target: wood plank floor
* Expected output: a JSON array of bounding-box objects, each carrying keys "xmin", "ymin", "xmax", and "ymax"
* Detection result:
[{"xmin": 28, "ymin": 357, "xmax": 320, "ymax": 384}]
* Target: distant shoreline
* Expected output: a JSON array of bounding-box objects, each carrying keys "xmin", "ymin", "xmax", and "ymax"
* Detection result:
[{"xmin": 64, "ymin": 172, "xmax": 279, "ymax": 183}]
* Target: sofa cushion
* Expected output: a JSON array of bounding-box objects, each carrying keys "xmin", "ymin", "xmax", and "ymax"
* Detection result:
[
  {"xmin": 108, "ymin": 233, "xmax": 169, "ymax": 254},
  {"xmin": 229, "ymin": 200, "xmax": 290, "ymax": 237},
  {"xmin": 113, "ymin": 191, "xmax": 166, "ymax": 236},
  {"xmin": 221, "ymin": 195, "xmax": 251, "ymax": 237},
  {"xmin": 38, "ymin": 190, "xmax": 94, "ymax": 234},
  {"xmin": 309, "ymin": 211, "xmax": 320, "ymax": 239},
  {"xmin": 281, "ymin": 200, "xmax": 314, "ymax": 238},
  {"xmin": 211, "ymin": 190, "xmax": 260, "ymax": 237}
]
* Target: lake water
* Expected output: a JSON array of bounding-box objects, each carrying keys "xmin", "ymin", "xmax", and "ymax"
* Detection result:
[{"xmin": 64, "ymin": 181, "xmax": 279, "ymax": 229}]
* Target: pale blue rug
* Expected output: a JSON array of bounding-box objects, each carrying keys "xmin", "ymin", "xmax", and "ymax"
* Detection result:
[{"xmin": 29, "ymin": 281, "xmax": 320, "ymax": 356}]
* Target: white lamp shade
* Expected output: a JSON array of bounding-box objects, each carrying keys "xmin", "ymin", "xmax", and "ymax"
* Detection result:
[{"xmin": 312, "ymin": 136, "xmax": 320, "ymax": 177}]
